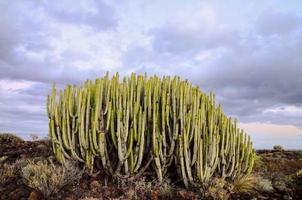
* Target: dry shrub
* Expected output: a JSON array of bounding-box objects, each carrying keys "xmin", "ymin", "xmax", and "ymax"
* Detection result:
[
  {"xmin": 0, "ymin": 158, "xmax": 29, "ymax": 184},
  {"xmin": 0, "ymin": 163, "xmax": 16, "ymax": 184},
  {"xmin": 156, "ymin": 179, "xmax": 174, "ymax": 197},
  {"xmin": 132, "ymin": 177, "xmax": 173, "ymax": 196},
  {"xmin": 21, "ymin": 158, "xmax": 84, "ymax": 197},
  {"xmin": 133, "ymin": 177, "xmax": 153, "ymax": 191},
  {"xmin": 118, "ymin": 178, "xmax": 153, "ymax": 200},
  {"xmin": 230, "ymin": 175, "xmax": 256, "ymax": 194},
  {"xmin": 205, "ymin": 175, "xmax": 258, "ymax": 199},
  {"xmin": 0, "ymin": 133, "xmax": 23, "ymax": 143},
  {"xmin": 115, "ymin": 177, "xmax": 173, "ymax": 200},
  {"xmin": 204, "ymin": 178, "xmax": 230, "ymax": 200},
  {"xmin": 254, "ymin": 175, "xmax": 274, "ymax": 193}
]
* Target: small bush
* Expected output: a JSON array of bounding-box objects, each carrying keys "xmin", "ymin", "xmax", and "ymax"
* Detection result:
[
  {"xmin": 156, "ymin": 179, "xmax": 174, "ymax": 197},
  {"xmin": 21, "ymin": 158, "xmax": 84, "ymax": 197},
  {"xmin": 273, "ymin": 145, "xmax": 284, "ymax": 151},
  {"xmin": 115, "ymin": 178, "xmax": 174, "ymax": 200},
  {"xmin": 132, "ymin": 177, "xmax": 153, "ymax": 191},
  {"xmin": 0, "ymin": 133, "xmax": 23, "ymax": 143},
  {"xmin": 204, "ymin": 178, "xmax": 230, "ymax": 200},
  {"xmin": 254, "ymin": 176, "xmax": 274, "ymax": 193},
  {"xmin": 0, "ymin": 158, "xmax": 29, "ymax": 184},
  {"xmin": 0, "ymin": 164, "xmax": 16, "ymax": 184}
]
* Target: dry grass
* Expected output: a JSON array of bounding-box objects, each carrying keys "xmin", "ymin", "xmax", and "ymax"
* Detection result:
[
  {"xmin": 21, "ymin": 157, "xmax": 84, "ymax": 197},
  {"xmin": 230, "ymin": 175, "xmax": 256, "ymax": 194}
]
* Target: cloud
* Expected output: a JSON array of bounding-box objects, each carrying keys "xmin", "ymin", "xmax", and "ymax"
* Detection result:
[
  {"xmin": 0, "ymin": 0, "xmax": 302, "ymax": 146},
  {"xmin": 0, "ymin": 80, "xmax": 48, "ymax": 138},
  {"xmin": 129, "ymin": 8, "xmax": 302, "ymax": 128},
  {"xmin": 195, "ymin": 22, "xmax": 302, "ymax": 126},
  {"xmin": 0, "ymin": 0, "xmax": 120, "ymax": 138},
  {"xmin": 150, "ymin": 8, "xmax": 237, "ymax": 54},
  {"xmin": 256, "ymin": 11, "xmax": 302, "ymax": 36},
  {"xmin": 0, "ymin": 0, "xmax": 119, "ymax": 84},
  {"xmin": 44, "ymin": 0, "xmax": 117, "ymax": 30}
]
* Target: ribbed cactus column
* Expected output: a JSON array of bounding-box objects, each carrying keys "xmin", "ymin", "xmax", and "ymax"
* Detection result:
[{"xmin": 47, "ymin": 72, "xmax": 255, "ymax": 187}]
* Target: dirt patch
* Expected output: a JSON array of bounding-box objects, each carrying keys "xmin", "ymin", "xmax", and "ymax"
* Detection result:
[
  {"xmin": 0, "ymin": 139, "xmax": 52, "ymax": 161},
  {"xmin": 256, "ymin": 150, "xmax": 302, "ymax": 176}
]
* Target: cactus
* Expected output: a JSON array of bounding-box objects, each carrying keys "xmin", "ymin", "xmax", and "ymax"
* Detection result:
[{"xmin": 47, "ymin": 73, "xmax": 255, "ymax": 187}]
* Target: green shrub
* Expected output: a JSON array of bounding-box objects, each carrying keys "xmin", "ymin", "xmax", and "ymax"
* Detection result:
[{"xmin": 21, "ymin": 158, "xmax": 84, "ymax": 197}]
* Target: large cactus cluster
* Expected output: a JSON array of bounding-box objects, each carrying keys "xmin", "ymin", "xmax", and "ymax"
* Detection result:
[{"xmin": 47, "ymin": 73, "xmax": 254, "ymax": 187}]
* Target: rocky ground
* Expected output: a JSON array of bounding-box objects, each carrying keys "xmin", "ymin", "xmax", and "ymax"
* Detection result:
[{"xmin": 1, "ymin": 135, "xmax": 302, "ymax": 200}]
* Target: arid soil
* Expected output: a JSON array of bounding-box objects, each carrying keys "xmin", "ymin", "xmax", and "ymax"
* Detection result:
[{"xmin": 1, "ymin": 138, "xmax": 302, "ymax": 200}]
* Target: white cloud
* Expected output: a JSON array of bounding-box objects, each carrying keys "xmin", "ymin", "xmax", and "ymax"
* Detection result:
[
  {"xmin": 263, "ymin": 105, "xmax": 302, "ymax": 117},
  {"xmin": 150, "ymin": 8, "xmax": 237, "ymax": 54},
  {"xmin": 50, "ymin": 25, "xmax": 123, "ymax": 71}
]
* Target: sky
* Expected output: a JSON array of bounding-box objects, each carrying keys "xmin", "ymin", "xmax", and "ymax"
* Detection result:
[{"xmin": 0, "ymin": 0, "xmax": 302, "ymax": 149}]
